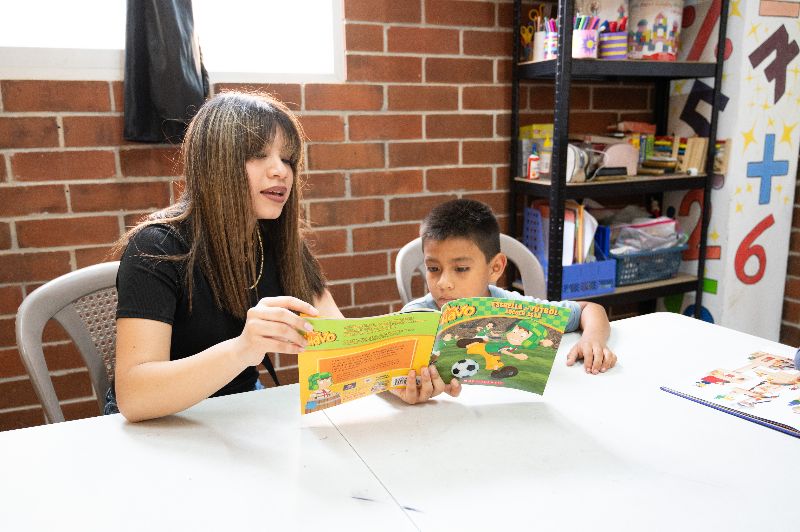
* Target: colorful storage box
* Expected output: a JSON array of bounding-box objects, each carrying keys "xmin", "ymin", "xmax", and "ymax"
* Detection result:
[
  {"xmin": 523, "ymin": 207, "xmax": 616, "ymax": 299},
  {"xmin": 628, "ymin": 0, "xmax": 683, "ymax": 61}
]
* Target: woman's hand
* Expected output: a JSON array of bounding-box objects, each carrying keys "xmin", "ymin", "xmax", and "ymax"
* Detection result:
[
  {"xmin": 234, "ymin": 296, "xmax": 318, "ymax": 366},
  {"xmin": 389, "ymin": 364, "xmax": 462, "ymax": 404}
]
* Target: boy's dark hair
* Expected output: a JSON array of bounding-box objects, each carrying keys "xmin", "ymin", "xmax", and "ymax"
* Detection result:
[{"xmin": 420, "ymin": 199, "xmax": 500, "ymax": 261}]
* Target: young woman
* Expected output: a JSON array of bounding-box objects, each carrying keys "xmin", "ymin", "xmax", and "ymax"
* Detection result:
[{"xmin": 113, "ymin": 92, "xmax": 455, "ymax": 422}]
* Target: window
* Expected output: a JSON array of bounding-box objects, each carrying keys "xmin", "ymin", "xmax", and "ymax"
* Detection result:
[{"xmin": 0, "ymin": 0, "xmax": 343, "ymax": 82}]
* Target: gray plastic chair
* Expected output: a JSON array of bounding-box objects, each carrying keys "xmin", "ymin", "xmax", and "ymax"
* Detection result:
[
  {"xmin": 395, "ymin": 235, "xmax": 546, "ymax": 304},
  {"xmin": 15, "ymin": 261, "xmax": 120, "ymax": 423}
]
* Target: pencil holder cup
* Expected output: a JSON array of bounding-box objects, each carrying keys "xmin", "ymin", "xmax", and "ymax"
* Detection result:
[
  {"xmin": 533, "ymin": 31, "xmax": 558, "ymax": 62},
  {"xmin": 571, "ymin": 29, "xmax": 598, "ymax": 59},
  {"xmin": 532, "ymin": 31, "xmax": 546, "ymax": 62},
  {"xmin": 599, "ymin": 31, "xmax": 628, "ymax": 60}
]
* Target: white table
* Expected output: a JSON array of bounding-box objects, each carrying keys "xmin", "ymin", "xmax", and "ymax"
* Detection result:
[
  {"xmin": 0, "ymin": 384, "xmax": 415, "ymax": 531},
  {"xmin": 1, "ymin": 313, "xmax": 798, "ymax": 531},
  {"xmin": 325, "ymin": 312, "xmax": 800, "ymax": 531}
]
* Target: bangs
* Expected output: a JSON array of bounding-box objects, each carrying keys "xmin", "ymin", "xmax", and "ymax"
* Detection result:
[{"xmin": 242, "ymin": 99, "xmax": 303, "ymax": 167}]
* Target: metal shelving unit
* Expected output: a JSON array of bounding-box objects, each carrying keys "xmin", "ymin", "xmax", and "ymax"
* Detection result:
[
  {"xmin": 513, "ymin": 173, "xmax": 708, "ymax": 199},
  {"xmin": 509, "ymin": 0, "xmax": 730, "ymax": 317},
  {"xmin": 518, "ymin": 58, "xmax": 718, "ymax": 80}
]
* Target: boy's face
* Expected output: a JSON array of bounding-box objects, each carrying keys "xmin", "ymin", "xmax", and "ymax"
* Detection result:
[{"xmin": 423, "ymin": 237, "xmax": 506, "ymax": 309}]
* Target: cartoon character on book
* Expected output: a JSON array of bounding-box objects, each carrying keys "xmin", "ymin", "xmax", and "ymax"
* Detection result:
[
  {"xmin": 456, "ymin": 319, "xmax": 552, "ymax": 379},
  {"xmin": 432, "ymin": 332, "xmax": 461, "ymax": 364},
  {"xmin": 725, "ymin": 381, "xmax": 782, "ymax": 409},
  {"xmin": 304, "ymin": 372, "xmax": 342, "ymax": 414},
  {"xmin": 474, "ymin": 322, "xmax": 500, "ymax": 341},
  {"xmin": 696, "ymin": 369, "xmax": 746, "ymax": 387}
]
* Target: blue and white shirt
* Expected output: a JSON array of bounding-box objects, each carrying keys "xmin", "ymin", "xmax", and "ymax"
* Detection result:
[{"xmin": 401, "ymin": 285, "xmax": 582, "ymax": 333}]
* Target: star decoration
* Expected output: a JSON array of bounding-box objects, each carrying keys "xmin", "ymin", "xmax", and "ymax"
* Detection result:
[
  {"xmin": 768, "ymin": 117, "xmax": 775, "ymax": 127},
  {"xmin": 735, "ymin": 186, "xmax": 742, "ymax": 194},
  {"xmin": 710, "ymin": 230, "xmax": 719, "ymax": 241},
  {"xmin": 762, "ymin": 101, "xmax": 771, "ymax": 111},
  {"xmin": 776, "ymin": 184, "xmax": 783, "ymax": 193},
  {"xmin": 780, "ymin": 122, "xmax": 797, "ymax": 145},
  {"xmin": 791, "ymin": 65, "xmax": 800, "ymax": 81},
  {"xmin": 748, "ymin": 24, "xmax": 760, "ymax": 39},
  {"xmin": 741, "ymin": 125, "xmax": 757, "ymax": 152},
  {"xmin": 746, "ymin": 183, "xmax": 753, "ymax": 193},
  {"xmin": 730, "ymin": 0, "xmax": 742, "ymax": 17},
  {"xmin": 736, "ymin": 202, "xmax": 743, "ymax": 213},
  {"xmin": 673, "ymin": 80, "xmax": 687, "ymax": 94}
]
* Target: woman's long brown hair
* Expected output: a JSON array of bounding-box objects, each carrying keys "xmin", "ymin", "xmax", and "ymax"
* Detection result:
[{"xmin": 116, "ymin": 91, "xmax": 325, "ymax": 319}]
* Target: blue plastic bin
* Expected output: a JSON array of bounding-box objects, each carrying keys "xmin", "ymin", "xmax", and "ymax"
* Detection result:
[
  {"xmin": 614, "ymin": 244, "xmax": 688, "ymax": 286},
  {"xmin": 523, "ymin": 207, "xmax": 616, "ymax": 299}
]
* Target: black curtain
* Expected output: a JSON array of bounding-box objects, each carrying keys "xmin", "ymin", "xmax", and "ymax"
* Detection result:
[{"xmin": 123, "ymin": 0, "xmax": 209, "ymax": 142}]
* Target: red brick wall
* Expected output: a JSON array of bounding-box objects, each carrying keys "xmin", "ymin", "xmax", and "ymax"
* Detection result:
[
  {"xmin": 0, "ymin": 0, "xmax": 656, "ymax": 430},
  {"xmin": 780, "ymin": 167, "xmax": 800, "ymax": 345}
]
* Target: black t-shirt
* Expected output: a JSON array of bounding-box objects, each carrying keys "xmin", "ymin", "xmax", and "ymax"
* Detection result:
[{"xmin": 116, "ymin": 222, "xmax": 283, "ymax": 397}]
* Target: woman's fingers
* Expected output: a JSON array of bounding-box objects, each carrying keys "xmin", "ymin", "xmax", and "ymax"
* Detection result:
[
  {"xmin": 258, "ymin": 296, "xmax": 319, "ymax": 317},
  {"xmin": 245, "ymin": 319, "xmax": 307, "ymax": 349},
  {"xmin": 248, "ymin": 302, "xmax": 316, "ymax": 335}
]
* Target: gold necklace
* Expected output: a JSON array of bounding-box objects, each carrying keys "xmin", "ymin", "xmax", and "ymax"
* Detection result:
[{"xmin": 249, "ymin": 229, "xmax": 264, "ymax": 289}]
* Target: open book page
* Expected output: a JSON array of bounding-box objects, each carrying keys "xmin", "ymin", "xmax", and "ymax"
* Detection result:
[
  {"xmin": 661, "ymin": 351, "xmax": 800, "ymax": 437},
  {"xmin": 432, "ymin": 297, "xmax": 572, "ymax": 395},
  {"xmin": 298, "ymin": 311, "xmax": 441, "ymax": 414}
]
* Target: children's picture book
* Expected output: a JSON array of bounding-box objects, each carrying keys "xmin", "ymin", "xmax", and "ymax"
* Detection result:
[
  {"xmin": 298, "ymin": 297, "xmax": 572, "ymax": 415},
  {"xmin": 661, "ymin": 351, "xmax": 800, "ymax": 438}
]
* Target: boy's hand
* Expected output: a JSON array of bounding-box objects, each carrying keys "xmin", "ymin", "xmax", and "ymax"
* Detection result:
[
  {"xmin": 566, "ymin": 337, "xmax": 617, "ymax": 374},
  {"xmin": 389, "ymin": 365, "xmax": 461, "ymax": 404}
]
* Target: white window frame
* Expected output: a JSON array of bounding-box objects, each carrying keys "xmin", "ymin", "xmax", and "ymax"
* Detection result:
[{"xmin": 0, "ymin": 1, "xmax": 344, "ymax": 83}]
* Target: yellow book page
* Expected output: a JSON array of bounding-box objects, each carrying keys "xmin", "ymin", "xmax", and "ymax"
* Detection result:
[{"xmin": 298, "ymin": 311, "xmax": 440, "ymax": 414}]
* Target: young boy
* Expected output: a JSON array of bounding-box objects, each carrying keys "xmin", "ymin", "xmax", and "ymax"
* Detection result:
[{"xmin": 402, "ymin": 199, "xmax": 617, "ymax": 374}]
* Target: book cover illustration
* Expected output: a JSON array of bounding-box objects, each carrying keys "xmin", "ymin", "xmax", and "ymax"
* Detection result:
[
  {"xmin": 661, "ymin": 351, "xmax": 800, "ymax": 437},
  {"xmin": 298, "ymin": 311, "xmax": 440, "ymax": 415},
  {"xmin": 433, "ymin": 297, "xmax": 572, "ymax": 395}
]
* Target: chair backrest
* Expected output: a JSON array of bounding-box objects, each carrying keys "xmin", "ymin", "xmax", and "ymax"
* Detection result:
[
  {"xmin": 395, "ymin": 234, "xmax": 546, "ymax": 304},
  {"xmin": 15, "ymin": 261, "xmax": 120, "ymax": 423}
]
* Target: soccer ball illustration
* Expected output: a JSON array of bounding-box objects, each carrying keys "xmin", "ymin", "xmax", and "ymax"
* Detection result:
[{"xmin": 451, "ymin": 358, "xmax": 479, "ymax": 378}]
